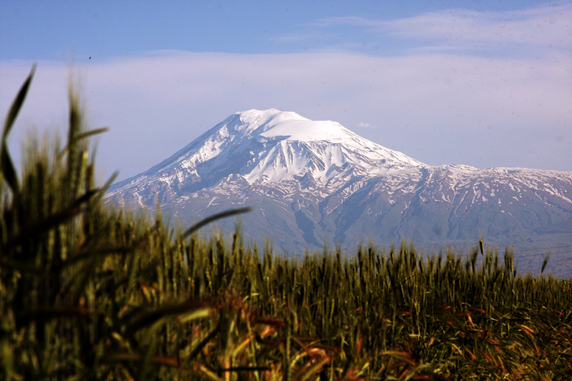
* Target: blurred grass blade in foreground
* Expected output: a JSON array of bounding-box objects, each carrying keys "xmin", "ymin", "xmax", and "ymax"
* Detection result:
[{"xmin": 1, "ymin": 64, "xmax": 36, "ymax": 196}]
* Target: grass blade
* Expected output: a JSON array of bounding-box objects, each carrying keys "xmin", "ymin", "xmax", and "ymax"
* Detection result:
[
  {"xmin": 2, "ymin": 64, "xmax": 36, "ymax": 140},
  {"xmin": 182, "ymin": 207, "xmax": 252, "ymax": 238},
  {"xmin": 1, "ymin": 64, "xmax": 36, "ymax": 195}
]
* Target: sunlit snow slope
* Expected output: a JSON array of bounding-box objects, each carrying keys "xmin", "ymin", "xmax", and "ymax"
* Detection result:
[{"xmin": 110, "ymin": 109, "xmax": 424, "ymax": 198}]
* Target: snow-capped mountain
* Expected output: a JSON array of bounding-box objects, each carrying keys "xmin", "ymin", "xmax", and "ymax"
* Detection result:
[
  {"xmin": 109, "ymin": 108, "xmax": 424, "ymax": 201},
  {"xmin": 107, "ymin": 109, "xmax": 572, "ymax": 276}
]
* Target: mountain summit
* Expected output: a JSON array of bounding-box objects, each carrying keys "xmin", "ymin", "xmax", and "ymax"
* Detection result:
[
  {"xmin": 108, "ymin": 109, "xmax": 572, "ymax": 276},
  {"xmin": 111, "ymin": 109, "xmax": 424, "ymax": 199}
]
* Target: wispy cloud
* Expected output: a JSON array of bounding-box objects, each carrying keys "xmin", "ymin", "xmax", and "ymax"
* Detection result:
[
  {"xmin": 357, "ymin": 122, "xmax": 376, "ymax": 129},
  {"xmin": 314, "ymin": 3, "xmax": 572, "ymax": 55}
]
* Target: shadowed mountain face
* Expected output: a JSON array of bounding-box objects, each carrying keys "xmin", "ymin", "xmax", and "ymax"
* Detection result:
[{"xmin": 107, "ymin": 109, "xmax": 572, "ymax": 276}]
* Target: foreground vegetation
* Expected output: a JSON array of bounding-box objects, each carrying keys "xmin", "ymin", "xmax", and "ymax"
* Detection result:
[{"xmin": 2, "ymin": 68, "xmax": 572, "ymax": 381}]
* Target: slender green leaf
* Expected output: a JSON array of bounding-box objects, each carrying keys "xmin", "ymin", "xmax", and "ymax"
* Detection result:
[
  {"xmin": 182, "ymin": 207, "xmax": 252, "ymax": 238},
  {"xmin": 2, "ymin": 64, "xmax": 36, "ymax": 140},
  {"xmin": 58, "ymin": 127, "xmax": 109, "ymax": 158}
]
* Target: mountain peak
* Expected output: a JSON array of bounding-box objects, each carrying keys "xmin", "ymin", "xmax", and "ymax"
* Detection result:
[
  {"xmin": 235, "ymin": 108, "xmax": 297, "ymax": 125},
  {"xmin": 110, "ymin": 109, "xmax": 426, "ymax": 194},
  {"xmin": 226, "ymin": 108, "xmax": 361, "ymax": 144},
  {"xmin": 224, "ymin": 109, "xmax": 305, "ymax": 137}
]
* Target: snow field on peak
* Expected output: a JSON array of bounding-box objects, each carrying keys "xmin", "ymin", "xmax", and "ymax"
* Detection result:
[
  {"xmin": 152, "ymin": 109, "xmax": 426, "ymax": 186},
  {"xmin": 235, "ymin": 108, "xmax": 287, "ymax": 128},
  {"xmin": 260, "ymin": 118, "xmax": 351, "ymax": 143},
  {"xmin": 234, "ymin": 109, "xmax": 421, "ymax": 162},
  {"xmin": 244, "ymin": 140, "xmax": 350, "ymax": 184},
  {"xmin": 109, "ymin": 108, "xmax": 432, "ymax": 196}
]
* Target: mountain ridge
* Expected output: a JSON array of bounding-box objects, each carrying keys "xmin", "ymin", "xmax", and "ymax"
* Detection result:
[{"xmin": 107, "ymin": 109, "xmax": 572, "ymax": 276}]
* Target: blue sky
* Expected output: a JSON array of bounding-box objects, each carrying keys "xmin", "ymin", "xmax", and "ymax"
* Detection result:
[{"xmin": 1, "ymin": 0, "xmax": 571, "ymax": 181}]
